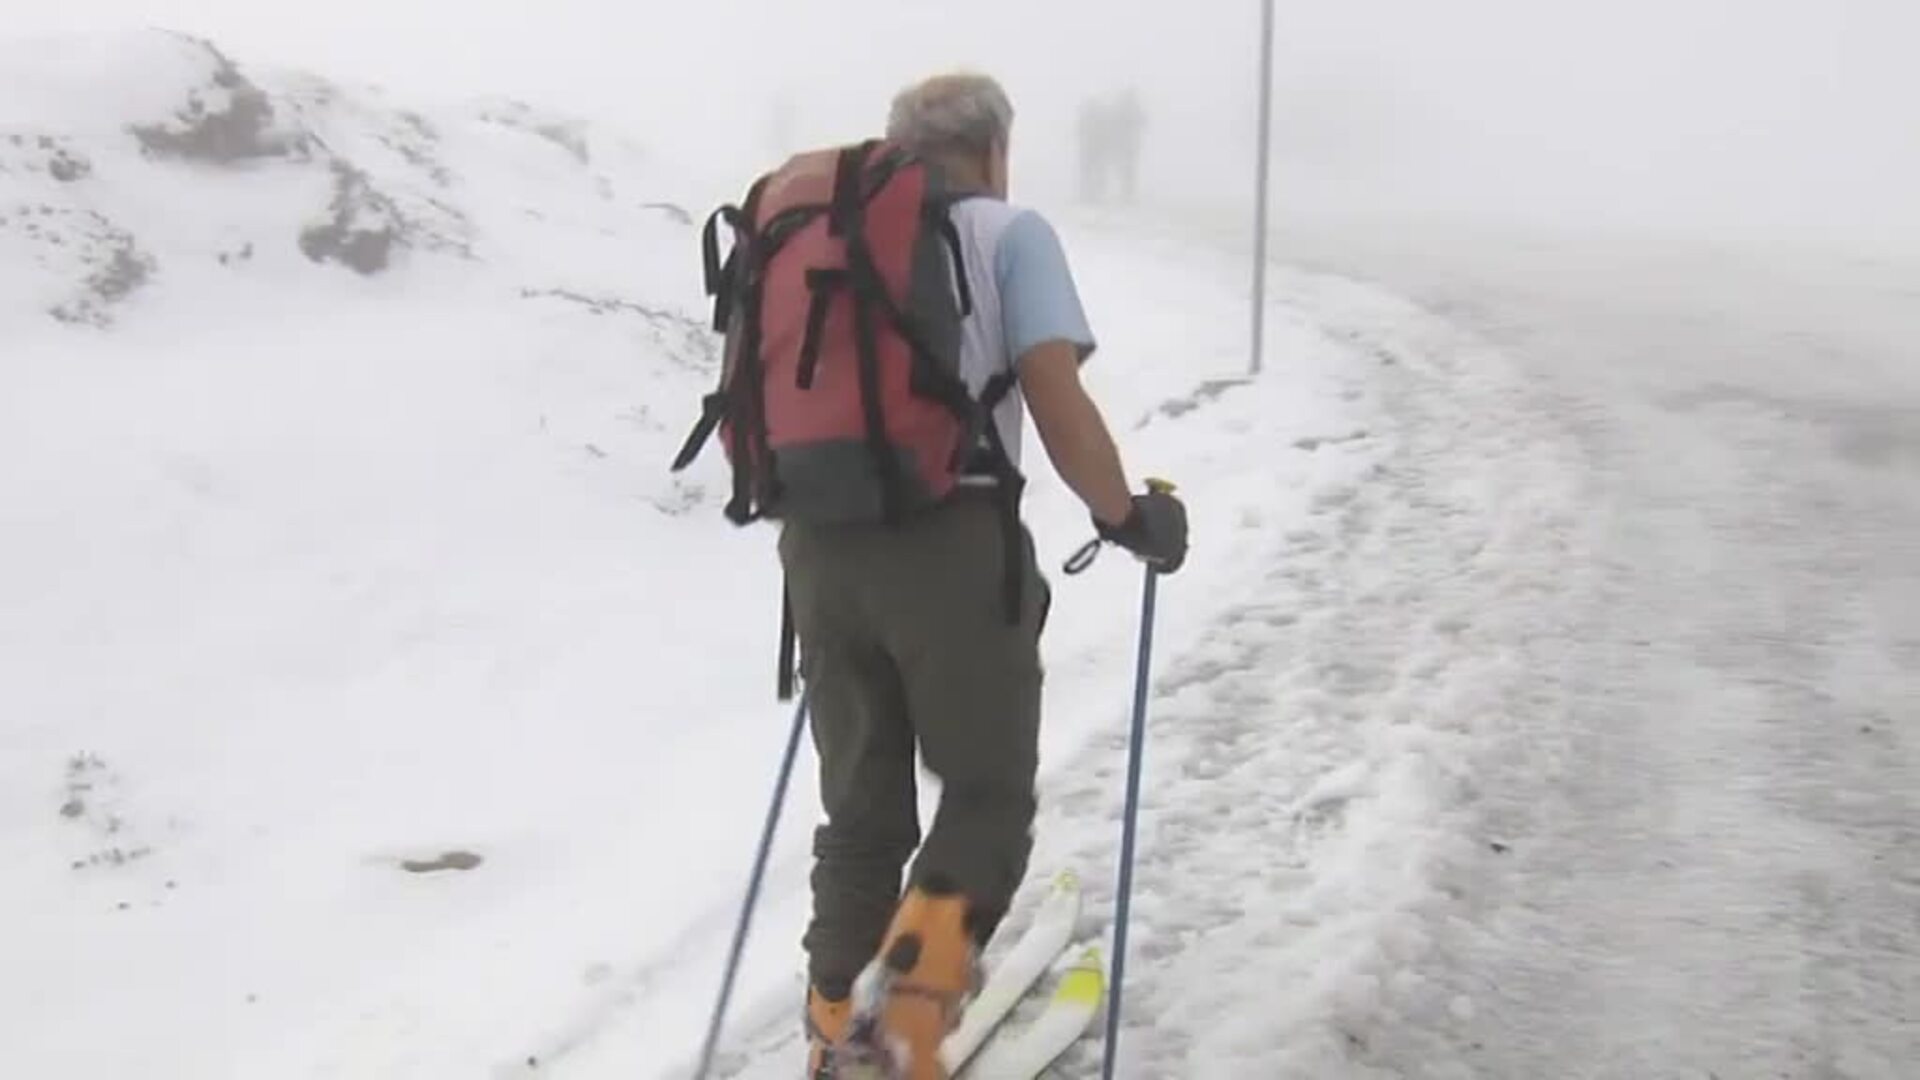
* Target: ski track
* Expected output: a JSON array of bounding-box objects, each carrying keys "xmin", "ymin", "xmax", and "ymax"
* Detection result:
[
  {"xmin": 492, "ymin": 858, "xmax": 803, "ymax": 1080},
  {"xmin": 1288, "ymin": 229, "xmax": 1920, "ymax": 1080}
]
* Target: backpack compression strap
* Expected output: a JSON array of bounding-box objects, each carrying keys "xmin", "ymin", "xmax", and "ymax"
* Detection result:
[
  {"xmin": 973, "ymin": 370, "xmax": 1029, "ymax": 626},
  {"xmin": 670, "ymin": 200, "xmax": 753, "ymax": 474},
  {"xmin": 673, "ymin": 176, "xmax": 779, "ymax": 528},
  {"xmin": 829, "ymin": 140, "xmax": 914, "ymax": 526}
]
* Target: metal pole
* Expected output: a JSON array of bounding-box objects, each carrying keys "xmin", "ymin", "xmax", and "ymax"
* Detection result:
[
  {"xmin": 1100, "ymin": 565, "xmax": 1161, "ymax": 1080},
  {"xmin": 1250, "ymin": 0, "xmax": 1275, "ymax": 376},
  {"xmin": 694, "ymin": 695, "xmax": 810, "ymax": 1079}
]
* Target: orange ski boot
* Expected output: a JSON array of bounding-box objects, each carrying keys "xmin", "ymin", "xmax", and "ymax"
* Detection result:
[{"xmin": 868, "ymin": 877, "xmax": 979, "ymax": 1080}]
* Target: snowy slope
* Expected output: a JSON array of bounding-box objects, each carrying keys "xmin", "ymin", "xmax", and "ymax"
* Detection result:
[
  {"xmin": 0, "ymin": 31, "xmax": 760, "ymax": 1079},
  {"xmin": 0, "ymin": 31, "xmax": 1591, "ymax": 1080}
]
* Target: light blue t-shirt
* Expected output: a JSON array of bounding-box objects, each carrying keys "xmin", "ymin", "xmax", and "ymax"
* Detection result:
[{"xmin": 946, "ymin": 198, "xmax": 1096, "ymax": 467}]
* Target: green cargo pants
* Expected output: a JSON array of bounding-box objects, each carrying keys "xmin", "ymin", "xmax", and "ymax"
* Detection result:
[{"xmin": 778, "ymin": 493, "xmax": 1050, "ymax": 998}]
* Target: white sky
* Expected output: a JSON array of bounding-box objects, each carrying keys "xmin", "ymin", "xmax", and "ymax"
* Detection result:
[{"xmin": 9, "ymin": 0, "xmax": 1917, "ymax": 249}]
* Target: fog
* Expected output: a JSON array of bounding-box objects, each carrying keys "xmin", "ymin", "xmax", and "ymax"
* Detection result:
[{"xmin": 13, "ymin": 0, "xmax": 1919, "ymax": 253}]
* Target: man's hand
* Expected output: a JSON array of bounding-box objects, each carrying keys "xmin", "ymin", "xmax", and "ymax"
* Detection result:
[{"xmin": 1096, "ymin": 487, "xmax": 1188, "ymax": 573}]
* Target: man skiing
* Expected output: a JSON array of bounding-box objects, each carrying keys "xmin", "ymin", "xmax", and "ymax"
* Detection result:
[{"xmin": 788, "ymin": 73, "xmax": 1188, "ymax": 1077}]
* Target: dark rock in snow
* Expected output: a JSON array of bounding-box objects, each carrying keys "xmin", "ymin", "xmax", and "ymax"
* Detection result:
[
  {"xmin": 4, "ymin": 134, "xmax": 95, "ymax": 182},
  {"xmin": 129, "ymin": 40, "xmax": 305, "ymax": 164},
  {"xmin": 299, "ymin": 160, "xmax": 398, "ymax": 274},
  {"xmin": 399, "ymin": 849, "xmax": 485, "ymax": 874},
  {"xmin": 47, "ymin": 219, "xmax": 156, "ymax": 327}
]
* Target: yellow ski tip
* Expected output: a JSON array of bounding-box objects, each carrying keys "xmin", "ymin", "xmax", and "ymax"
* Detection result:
[
  {"xmin": 1050, "ymin": 868, "xmax": 1080, "ymax": 892},
  {"xmin": 1056, "ymin": 946, "xmax": 1106, "ymax": 1007}
]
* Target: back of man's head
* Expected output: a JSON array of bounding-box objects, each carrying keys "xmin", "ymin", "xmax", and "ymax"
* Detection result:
[{"xmin": 886, "ymin": 73, "xmax": 1015, "ymax": 160}]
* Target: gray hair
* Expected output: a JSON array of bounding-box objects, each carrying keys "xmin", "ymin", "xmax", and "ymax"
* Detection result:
[{"xmin": 886, "ymin": 73, "xmax": 1015, "ymax": 157}]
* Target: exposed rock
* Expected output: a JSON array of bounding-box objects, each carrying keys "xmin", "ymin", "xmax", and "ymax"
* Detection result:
[
  {"xmin": 298, "ymin": 160, "xmax": 398, "ymax": 274},
  {"xmin": 399, "ymin": 850, "xmax": 484, "ymax": 874},
  {"xmin": 18, "ymin": 207, "xmax": 157, "ymax": 327},
  {"xmin": 57, "ymin": 752, "xmax": 159, "ymax": 871},
  {"xmin": 51, "ymin": 243, "xmax": 156, "ymax": 326},
  {"xmin": 129, "ymin": 40, "xmax": 306, "ymax": 164},
  {"xmin": 1, "ymin": 133, "xmax": 94, "ymax": 182},
  {"xmin": 481, "ymin": 99, "xmax": 592, "ymax": 165},
  {"xmin": 519, "ymin": 286, "xmax": 714, "ymax": 370},
  {"xmin": 638, "ymin": 200, "xmax": 692, "ymax": 225},
  {"xmin": 384, "ymin": 111, "xmax": 452, "ymax": 188}
]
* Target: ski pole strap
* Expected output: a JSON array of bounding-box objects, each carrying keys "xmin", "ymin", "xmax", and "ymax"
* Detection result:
[{"xmin": 1063, "ymin": 536, "xmax": 1102, "ymax": 576}]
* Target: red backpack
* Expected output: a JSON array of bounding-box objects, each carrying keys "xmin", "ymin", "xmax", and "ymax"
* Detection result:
[
  {"xmin": 672, "ymin": 139, "xmax": 1025, "ymax": 695},
  {"xmin": 674, "ymin": 138, "xmax": 1019, "ymax": 521}
]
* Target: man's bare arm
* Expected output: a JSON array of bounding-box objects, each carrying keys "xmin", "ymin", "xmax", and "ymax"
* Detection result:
[{"xmin": 1018, "ymin": 340, "xmax": 1132, "ymax": 526}]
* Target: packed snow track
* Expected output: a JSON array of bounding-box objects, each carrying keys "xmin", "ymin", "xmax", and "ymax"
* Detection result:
[{"xmin": 1281, "ymin": 225, "xmax": 1920, "ymax": 1080}]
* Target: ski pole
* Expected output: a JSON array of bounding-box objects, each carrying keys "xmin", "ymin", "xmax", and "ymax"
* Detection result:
[
  {"xmin": 1101, "ymin": 557, "xmax": 1159, "ymax": 1080},
  {"xmin": 1055, "ymin": 477, "xmax": 1175, "ymax": 1078},
  {"xmin": 694, "ymin": 693, "xmax": 810, "ymax": 1080},
  {"xmin": 1104, "ymin": 475, "xmax": 1178, "ymax": 1080}
]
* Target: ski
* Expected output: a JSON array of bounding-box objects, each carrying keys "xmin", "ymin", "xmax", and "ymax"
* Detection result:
[
  {"xmin": 956, "ymin": 944, "xmax": 1105, "ymax": 1080},
  {"xmin": 939, "ymin": 869, "xmax": 1083, "ymax": 1074}
]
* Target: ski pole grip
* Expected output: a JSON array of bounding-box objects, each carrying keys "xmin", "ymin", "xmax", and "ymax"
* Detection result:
[{"xmin": 1062, "ymin": 480, "xmax": 1176, "ymax": 576}]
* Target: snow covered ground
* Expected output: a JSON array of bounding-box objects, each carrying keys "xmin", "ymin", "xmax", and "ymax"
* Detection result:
[
  {"xmin": 1268, "ymin": 224, "xmax": 1920, "ymax": 1080},
  {"xmin": 2, "ymin": 32, "xmax": 1466, "ymax": 1080},
  {"xmin": 7, "ymin": 29, "xmax": 1915, "ymax": 1080},
  {"xmin": 1, "ymin": 31, "xmax": 757, "ymax": 1079}
]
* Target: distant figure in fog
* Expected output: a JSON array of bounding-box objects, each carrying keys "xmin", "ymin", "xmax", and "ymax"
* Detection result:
[
  {"xmin": 767, "ymin": 94, "xmax": 797, "ymax": 160},
  {"xmin": 1075, "ymin": 87, "xmax": 1147, "ymax": 205},
  {"xmin": 1076, "ymin": 96, "xmax": 1107, "ymax": 203},
  {"xmin": 1107, "ymin": 87, "xmax": 1144, "ymax": 203}
]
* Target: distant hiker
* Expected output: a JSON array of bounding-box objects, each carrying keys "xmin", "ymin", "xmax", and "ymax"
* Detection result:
[
  {"xmin": 1076, "ymin": 96, "xmax": 1108, "ymax": 204},
  {"xmin": 673, "ymin": 72, "xmax": 1188, "ymax": 1079},
  {"xmin": 1107, "ymin": 87, "xmax": 1145, "ymax": 205},
  {"xmin": 768, "ymin": 93, "xmax": 797, "ymax": 159},
  {"xmin": 1075, "ymin": 88, "xmax": 1147, "ymax": 205}
]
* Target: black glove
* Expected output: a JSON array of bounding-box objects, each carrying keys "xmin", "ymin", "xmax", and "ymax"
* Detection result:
[{"xmin": 1096, "ymin": 489, "xmax": 1188, "ymax": 574}]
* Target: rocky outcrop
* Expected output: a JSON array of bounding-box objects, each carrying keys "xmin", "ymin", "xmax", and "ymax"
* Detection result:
[
  {"xmin": 3, "ymin": 133, "xmax": 92, "ymax": 182},
  {"xmin": 128, "ymin": 41, "xmax": 306, "ymax": 164},
  {"xmin": 1, "ymin": 202, "xmax": 154, "ymax": 327},
  {"xmin": 298, "ymin": 161, "xmax": 400, "ymax": 274},
  {"xmin": 480, "ymin": 99, "xmax": 592, "ymax": 165},
  {"xmin": 4, "ymin": 29, "xmax": 696, "ymax": 327}
]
